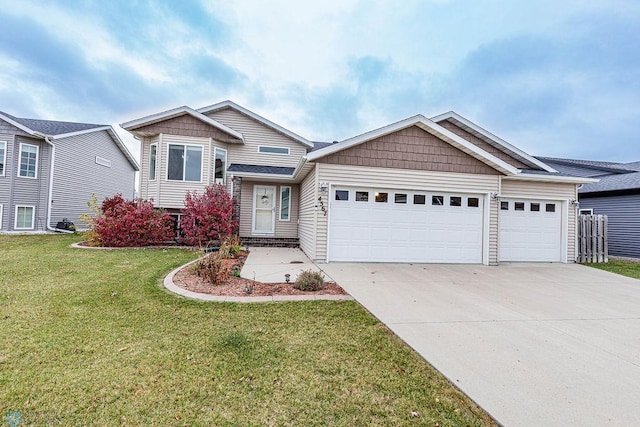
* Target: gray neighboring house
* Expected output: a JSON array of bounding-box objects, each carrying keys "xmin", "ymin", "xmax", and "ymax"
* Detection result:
[
  {"xmin": 0, "ymin": 111, "xmax": 138, "ymax": 233},
  {"xmin": 538, "ymin": 157, "xmax": 640, "ymax": 258}
]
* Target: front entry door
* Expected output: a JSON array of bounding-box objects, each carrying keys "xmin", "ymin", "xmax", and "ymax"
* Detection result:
[{"xmin": 253, "ymin": 185, "xmax": 276, "ymax": 234}]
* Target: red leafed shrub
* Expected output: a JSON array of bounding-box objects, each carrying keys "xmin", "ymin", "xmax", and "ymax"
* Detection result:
[
  {"xmin": 93, "ymin": 194, "xmax": 175, "ymax": 247},
  {"xmin": 180, "ymin": 184, "xmax": 238, "ymax": 247}
]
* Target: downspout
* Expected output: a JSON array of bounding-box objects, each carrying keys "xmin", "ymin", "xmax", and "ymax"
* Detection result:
[{"xmin": 42, "ymin": 135, "xmax": 73, "ymax": 233}]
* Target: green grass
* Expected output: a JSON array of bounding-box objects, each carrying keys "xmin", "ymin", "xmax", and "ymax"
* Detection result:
[
  {"xmin": 589, "ymin": 259, "xmax": 640, "ymax": 279},
  {"xmin": 0, "ymin": 234, "xmax": 495, "ymax": 426}
]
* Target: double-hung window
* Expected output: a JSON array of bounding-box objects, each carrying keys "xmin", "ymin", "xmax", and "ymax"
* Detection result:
[
  {"xmin": 167, "ymin": 144, "xmax": 202, "ymax": 182},
  {"xmin": 19, "ymin": 143, "xmax": 38, "ymax": 178},
  {"xmin": 15, "ymin": 206, "xmax": 34, "ymax": 230},
  {"xmin": 0, "ymin": 141, "xmax": 6, "ymax": 176},
  {"xmin": 149, "ymin": 143, "xmax": 157, "ymax": 180}
]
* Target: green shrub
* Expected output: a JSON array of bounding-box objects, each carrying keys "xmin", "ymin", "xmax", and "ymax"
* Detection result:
[{"xmin": 293, "ymin": 270, "xmax": 325, "ymax": 291}]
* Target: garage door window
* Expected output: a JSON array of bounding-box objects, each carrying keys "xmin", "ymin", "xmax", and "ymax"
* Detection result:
[
  {"xmin": 501, "ymin": 201, "xmax": 509, "ymax": 210},
  {"xmin": 515, "ymin": 202, "xmax": 525, "ymax": 211},
  {"xmin": 531, "ymin": 203, "xmax": 540, "ymax": 211},
  {"xmin": 355, "ymin": 191, "xmax": 369, "ymax": 202},
  {"xmin": 335, "ymin": 190, "xmax": 349, "ymax": 201},
  {"xmin": 432, "ymin": 195, "xmax": 444, "ymax": 206},
  {"xmin": 450, "ymin": 196, "xmax": 462, "ymax": 207},
  {"xmin": 413, "ymin": 194, "xmax": 426, "ymax": 205},
  {"xmin": 468, "ymin": 197, "xmax": 479, "ymax": 207},
  {"xmin": 394, "ymin": 193, "xmax": 407, "ymax": 204},
  {"xmin": 546, "ymin": 203, "xmax": 556, "ymax": 212},
  {"xmin": 375, "ymin": 192, "xmax": 388, "ymax": 203}
]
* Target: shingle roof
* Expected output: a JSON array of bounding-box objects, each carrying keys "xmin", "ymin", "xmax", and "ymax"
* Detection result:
[
  {"xmin": 537, "ymin": 156, "xmax": 640, "ymax": 193},
  {"xmin": 227, "ymin": 164, "xmax": 295, "ymax": 175},
  {"xmin": 0, "ymin": 111, "xmax": 106, "ymax": 136},
  {"xmin": 310, "ymin": 141, "xmax": 333, "ymax": 152}
]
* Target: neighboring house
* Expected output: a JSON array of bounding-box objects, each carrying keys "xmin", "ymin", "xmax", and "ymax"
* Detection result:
[
  {"xmin": 0, "ymin": 112, "xmax": 138, "ymax": 232},
  {"xmin": 122, "ymin": 101, "xmax": 594, "ymax": 265},
  {"xmin": 537, "ymin": 157, "xmax": 640, "ymax": 258}
]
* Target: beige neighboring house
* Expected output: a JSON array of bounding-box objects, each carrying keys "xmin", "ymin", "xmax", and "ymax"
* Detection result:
[{"xmin": 121, "ymin": 100, "xmax": 595, "ymax": 265}]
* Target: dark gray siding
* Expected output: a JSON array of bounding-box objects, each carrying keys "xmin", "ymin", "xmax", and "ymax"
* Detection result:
[
  {"xmin": 9, "ymin": 136, "xmax": 51, "ymax": 231},
  {"xmin": 580, "ymin": 194, "xmax": 640, "ymax": 258},
  {"xmin": 51, "ymin": 130, "xmax": 136, "ymax": 229}
]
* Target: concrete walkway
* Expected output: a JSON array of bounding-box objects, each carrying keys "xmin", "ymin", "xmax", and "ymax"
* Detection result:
[
  {"xmin": 240, "ymin": 246, "xmax": 325, "ymax": 283},
  {"xmin": 320, "ymin": 262, "xmax": 640, "ymax": 427}
]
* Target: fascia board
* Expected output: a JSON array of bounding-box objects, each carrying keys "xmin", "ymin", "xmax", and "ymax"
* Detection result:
[
  {"xmin": 197, "ymin": 100, "xmax": 313, "ymax": 148},
  {"xmin": 431, "ymin": 111, "xmax": 557, "ymax": 173},
  {"xmin": 505, "ymin": 174, "xmax": 599, "ymax": 184},
  {"xmin": 0, "ymin": 113, "xmax": 37, "ymax": 136}
]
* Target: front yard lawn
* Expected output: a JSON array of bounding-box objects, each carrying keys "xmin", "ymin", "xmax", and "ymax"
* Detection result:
[
  {"xmin": 0, "ymin": 234, "xmax": 495, "ymax": 426},
  {"xmin": 589, "ymin": 258, "xmax": 640, "ymax": 280}
]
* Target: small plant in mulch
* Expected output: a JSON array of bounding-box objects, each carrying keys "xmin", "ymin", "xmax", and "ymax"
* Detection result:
[
  {"xmin": 195, "ymin": 236, "xmax": 247, "ymax": 286},
  {"xmin": 294, "ymin": 270, "xmax": 325, "ymax": 291}
]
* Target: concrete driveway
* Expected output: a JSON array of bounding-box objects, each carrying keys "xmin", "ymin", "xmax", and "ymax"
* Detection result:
[{"xmin": 320, "ymin": 262, "xmax": 640, "ymax": 426}]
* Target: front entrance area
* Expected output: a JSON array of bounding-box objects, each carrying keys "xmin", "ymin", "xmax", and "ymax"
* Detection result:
[
  {"xmin": 252, "ymin": 185, "xmax": 276, "ymax": 234},
  {"xmin": 328, "ymin": 186, "xmax": 485, "ymax": 263},
  {"xmin": 499, "ymin": 198, "xmax": 563, "ymax": 262}
]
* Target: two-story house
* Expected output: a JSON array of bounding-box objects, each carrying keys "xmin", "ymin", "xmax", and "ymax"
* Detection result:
[
  {"xmin": 0, "ymin": 111, "xmax": 138, "ymax": 232},
  {"xmin": 122, "ymin": 101, "xmax": 594, "ymax": 265}
]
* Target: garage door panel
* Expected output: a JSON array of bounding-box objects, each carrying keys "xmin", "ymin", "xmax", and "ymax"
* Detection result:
[
  {"xmin": 329, "ymin": 187, "xmax": 484, "ymax": 263},
  {"xmin": 499, "ymin": 199, "xmax": 562, "ymax": 262}
]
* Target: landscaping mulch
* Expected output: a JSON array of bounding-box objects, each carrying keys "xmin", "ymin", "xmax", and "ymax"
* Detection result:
[{"xmin": 172, "ymin": 253, "xmax": 347, "ymax": 297}]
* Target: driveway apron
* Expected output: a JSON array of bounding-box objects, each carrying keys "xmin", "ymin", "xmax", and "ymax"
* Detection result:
[{"xmin": 319, "ymin": 262, "xmax": 640, "ymax": 426}]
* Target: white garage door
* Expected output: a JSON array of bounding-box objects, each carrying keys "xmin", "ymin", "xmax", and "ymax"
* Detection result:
[
  {"xmin": 499, "ymin": 199, "xmax": 562, "ymax": 262},
  {"xmin": 328, "ymin": 187, "xmax": 484, "ymax": 263}
]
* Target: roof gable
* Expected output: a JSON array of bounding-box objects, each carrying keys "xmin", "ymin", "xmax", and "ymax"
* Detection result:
[
  {"xmin": 197, "ymin": 100, "xmax": 313, "ymax": 149},
  {"xmin": 121, "ymin": 106, "xmax": 243, "ymax": 142},
  {"xmin": 307, "ymin": 114, "xmax": 519, "ymax": 175},
  {"xmin": 431, "ymin": 112, "xmax": 556, "ymax": 172}
]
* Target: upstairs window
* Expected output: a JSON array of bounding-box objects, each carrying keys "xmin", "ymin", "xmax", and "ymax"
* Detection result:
[
  {"xmin": 167, "ymin": 144, "xmax": 202, "ymax": 182},
  {"xmin": 214, "ymin": 148, "xmax": 227, "ymax": 184},
  {"xmin": 258, "ymin": 146, "xmax": 289, "ymax": 155},
  {"xmin": 149, "ymin": 144, "xmax": 157, "ymax": 180},
  {"xmin": 19, "ymin": 143, "xmax": 38, "ymax": 178},
  {"xmin": 0, "ymin": 141, "xmax": 5, "ymax": 176}
]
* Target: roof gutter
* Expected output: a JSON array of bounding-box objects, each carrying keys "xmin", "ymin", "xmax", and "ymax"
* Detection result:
[{"xmin": 37, "ymin": 134, "xmax": 74, "ymax": 234}]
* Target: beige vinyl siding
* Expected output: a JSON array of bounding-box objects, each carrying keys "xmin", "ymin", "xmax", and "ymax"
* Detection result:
[
  {"xmin": 207, "ymin": 108, "xmax": 307, "ymax": 168},
  {"xmin": 316, "ymin": 163, "xmax": 500, "ymax": 262},
  {"xmin": 238, "ymin": 180, "xmax": 300, "ymax": 238},
  {"xmin": 157, "ymin": 134, "xmax": 210, "ymax": 209},
  {"xmin": 139, "ymin": 135, "xmax": 160, "ymax": 203},
  {"xmin": 298, "ymin": 167, "xmax": 318, "ymax": 259},
  {"xmin": 501, "ymin": 178, "xmax": 578, "ymax": 262}
]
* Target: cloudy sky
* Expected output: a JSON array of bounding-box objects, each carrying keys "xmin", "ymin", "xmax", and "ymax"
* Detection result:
[{"xmin": 1, "ymin": 0, "xmax": 639, "ymax": 163}]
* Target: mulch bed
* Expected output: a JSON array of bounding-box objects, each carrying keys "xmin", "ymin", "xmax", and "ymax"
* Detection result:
[{"xmin": 172, "ymin": 252, "xmax": 347, "ymax": 297}]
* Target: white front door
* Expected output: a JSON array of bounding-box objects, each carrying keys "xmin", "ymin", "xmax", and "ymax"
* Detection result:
[{"xmin": 253, "ymin": 185, "xmax": 276, "ymax": 234}]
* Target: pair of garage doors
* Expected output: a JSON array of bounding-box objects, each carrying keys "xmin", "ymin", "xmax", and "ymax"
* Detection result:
[{"xmin": 328, "ymin": 187, "xmax": 562, "ymax": 263}]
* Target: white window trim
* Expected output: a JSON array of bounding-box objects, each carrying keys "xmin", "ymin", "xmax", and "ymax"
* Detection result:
[
  {"xmin": 18, "ymin": 142, "xmax": 39, "ymax": 179},
  {"xmin": 165, "ymin": 143, "xmax": 203, "ymax": 183},
  {"xmin": 0, "ymin": 203, "xmax": 3, "ymax": 229},
  {"xmin": 149, "ymin": 143, "xmax": 157, "ymax": 181},
  {"xmin": 258, "ymin": 145, "xmax": 290, "ymax": 155},
  {"xmin": 95, "ymin": 156, "xmax": 111, "ymax": 167},
  {"xmin": 214, "ymin": 147, "xmax": 227, "ymax": 185},
  {"xmin": 579, "ymin": 208, "xmax": 593, "ymax": 215},
  {"xmin": 14, "ymin": 205, "xmax": 35, "ymax": 230},
  {"xmin": 279, "ymin": 186, "xmax": 291, "ymax": 221},
  {"xmin": 0, "ymin": 140, "xmax": 6, "ymax": 177}
]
